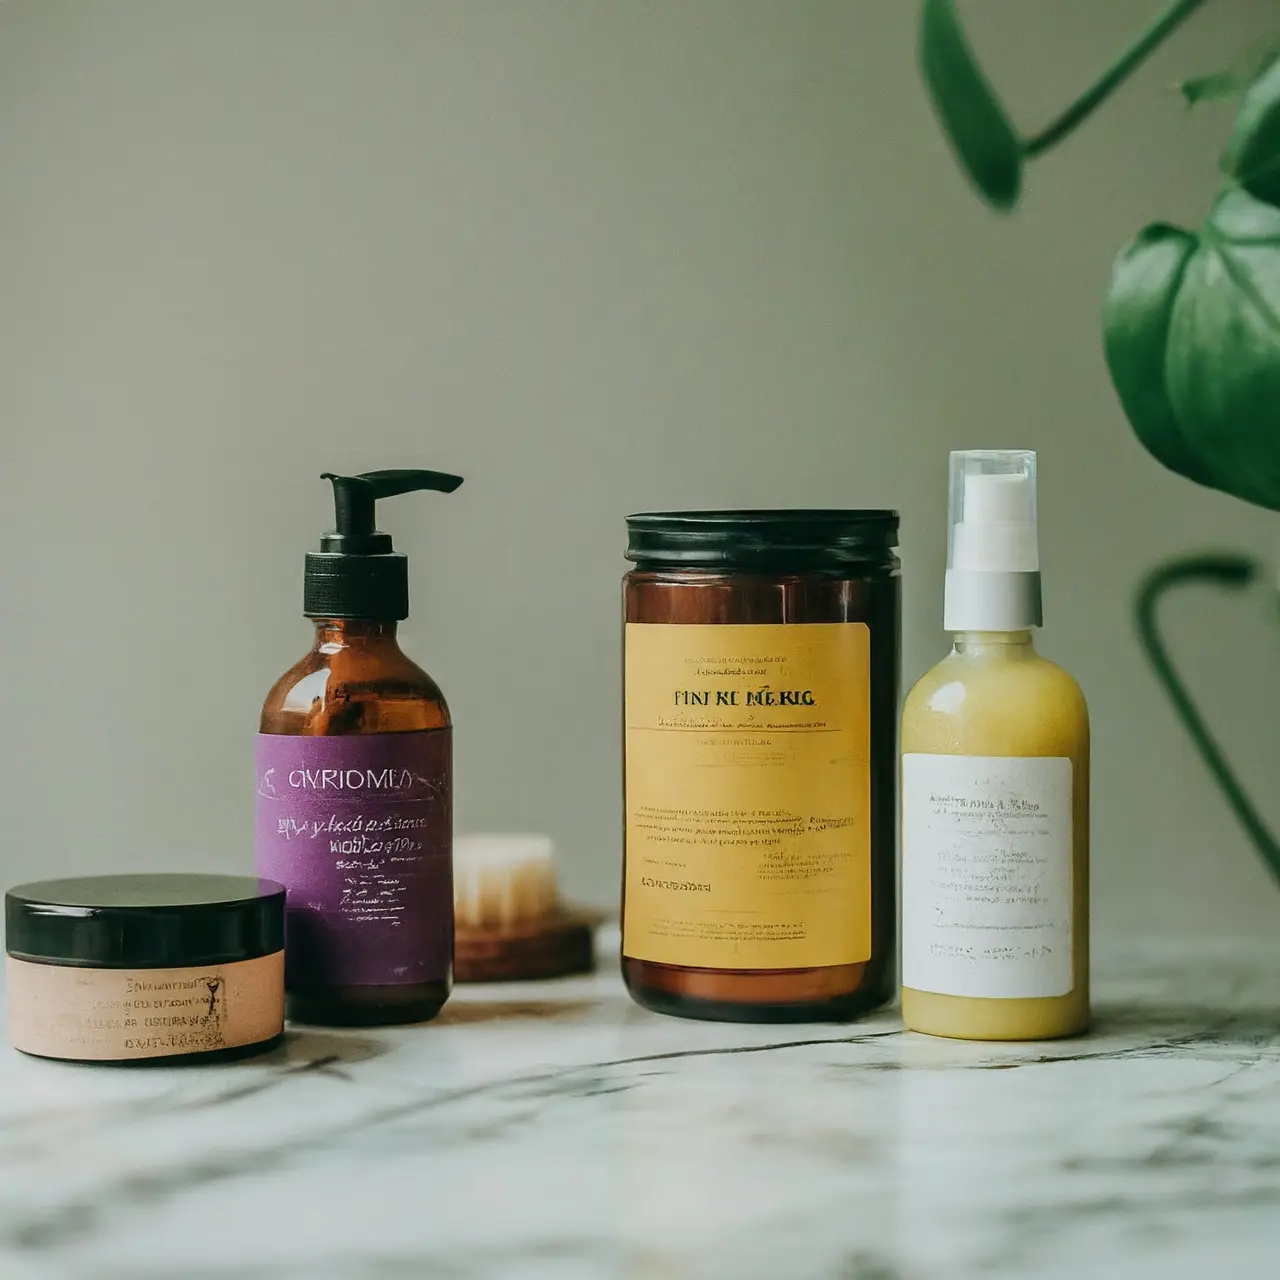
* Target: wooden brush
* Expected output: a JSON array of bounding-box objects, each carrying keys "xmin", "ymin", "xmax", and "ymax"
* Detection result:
[{"xmin": 452, "ymin": 834, "xmax": 596, "ymax": 983}]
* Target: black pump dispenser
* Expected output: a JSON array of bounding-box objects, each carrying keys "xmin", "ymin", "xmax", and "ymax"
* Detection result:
[{"xmin": 303, "ymin": 469, "xmax": 463, "ymax": 620}]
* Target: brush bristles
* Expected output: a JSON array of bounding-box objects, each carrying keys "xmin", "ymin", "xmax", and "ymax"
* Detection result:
[{"xmin": 453, "ymin": 834, "xmax": 559, "ymax": 931}]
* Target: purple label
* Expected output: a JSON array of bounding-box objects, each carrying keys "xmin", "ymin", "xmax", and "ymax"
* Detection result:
[{"xmin": 254, "ymin": 731, "xmax": 452, "ymax": 989}]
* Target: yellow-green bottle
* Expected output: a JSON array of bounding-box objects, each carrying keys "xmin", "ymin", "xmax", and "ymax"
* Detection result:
[{"xmin": 901, "ymin": 451, "xmax": 1089, "ymax": 1040}]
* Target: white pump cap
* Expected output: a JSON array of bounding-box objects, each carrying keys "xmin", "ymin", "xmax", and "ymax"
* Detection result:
[{"xmin": 943, "ymin": 449, "xmax": 1043, "ymax": 631}]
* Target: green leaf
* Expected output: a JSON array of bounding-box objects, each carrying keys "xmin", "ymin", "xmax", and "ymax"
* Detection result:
[
  {"xmin": 1103, "ymin": 224, "xmax": 1212, "ymax": 486},
  {"xmin": 1182, "ymin": 69, "xmax": 1251, "ymax": 107},
  {"xmin": 1223, "ymin": 56, "xmax": 1280, "ymax": 206},
  {"xmin": 918, "ymin": 0, "xmax": 1022, "ymax": 210},
  {"xmin": 1104, "ymin": 189, "xmax": 1280, "ymax": 510},
  {"xmin": 1181, "ymin": 36, "xmax": 1280, "ymax": 107},
  {"xmin": 1166, "ymin": 189, "xmax": 1280, "ymax": 507}
]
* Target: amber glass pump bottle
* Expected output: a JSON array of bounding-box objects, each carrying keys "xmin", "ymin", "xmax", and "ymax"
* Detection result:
[{"xmin": 255, "ymin": 469, "xmax": 461, "ymax": 1027}]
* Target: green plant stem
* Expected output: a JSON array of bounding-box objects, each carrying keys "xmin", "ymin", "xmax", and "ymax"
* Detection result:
[
  {"xmin": 1134, "ymin": 553, "xmax": 1280, "ymax": 885},
  {"xmin": 1024, "ymin": 0, "xmax": 1210, "ymax": 157}
]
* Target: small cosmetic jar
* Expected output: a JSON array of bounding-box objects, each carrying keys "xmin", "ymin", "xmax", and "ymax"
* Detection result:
[{"xmin": 5, "ymin": 874, "xmax": 286, "ymax": 1064}]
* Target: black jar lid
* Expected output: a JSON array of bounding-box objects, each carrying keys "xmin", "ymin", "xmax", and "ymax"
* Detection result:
[
  {"xmin": 626, "ymin": 509, "xmax": 899, "ymax": 569},
  {"xmin": 5, "ymin": 874, "xmax": 286, "ymax": 969}
]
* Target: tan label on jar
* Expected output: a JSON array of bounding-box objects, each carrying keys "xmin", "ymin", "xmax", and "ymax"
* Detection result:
[
  {"xmin": 6, "ymin": 952, "xmax": 285, "ymax": 1061},
  {"xmin": 623, "ymin": 622, "xmax": 871, "ymax": 970}
]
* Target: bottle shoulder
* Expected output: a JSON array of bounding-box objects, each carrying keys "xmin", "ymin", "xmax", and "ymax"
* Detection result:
[
  {"xmin": 906, "ymin": 648, "xmax": 1086, "ymax": 703},
  {"xmin": 902, "ymin": 647, "xmax": 1088, "ymax": 757},
  {"xmin": 259, "ymin": 644, "xmax": 449, "ymax": 735}
]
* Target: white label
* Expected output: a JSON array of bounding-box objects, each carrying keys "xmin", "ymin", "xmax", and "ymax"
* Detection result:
[{"xmin": 902, "ymin": 754, "xmax": 1073, "ymax": 999}]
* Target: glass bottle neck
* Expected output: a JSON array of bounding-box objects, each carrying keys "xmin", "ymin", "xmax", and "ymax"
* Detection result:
[
  {"xmin": 951, "ymin": 629, "xmax": 1035, "ymax": 657},
  {"xmin": 311, "ymin": 618, "xmax": 402, "ymax": 652}
]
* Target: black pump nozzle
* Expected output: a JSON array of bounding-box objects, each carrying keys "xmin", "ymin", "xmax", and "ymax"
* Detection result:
[
  {"xmin": 304, "ymin": 468, "xmax": 464, "ymax": 620},
  {"xmin": 319, "ymin": 469, "xmax": 465, "ymax": 554}
]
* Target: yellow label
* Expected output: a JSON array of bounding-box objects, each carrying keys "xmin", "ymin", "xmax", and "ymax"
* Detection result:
[{"xmin": 623, "ymin": 622, "xmax": 871, "ymax": 970}]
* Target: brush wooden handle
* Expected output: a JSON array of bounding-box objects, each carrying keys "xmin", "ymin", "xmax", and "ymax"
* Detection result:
[{"xmin": 454, "ymin": 911, "xmax": 598, "ymax": 983}]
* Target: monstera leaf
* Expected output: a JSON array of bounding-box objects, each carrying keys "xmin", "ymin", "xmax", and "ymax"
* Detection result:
[
  {"xmin": 1105, "ymin": 85, "xmax": 1280, "ymax": 508},
  {"xmin": 918, "ymin": 0, "xmax": 1022, "ymax": 209},
  {"xmin": 1225, "ymin": 57, "xmax": 1280, "ymax": 207}
]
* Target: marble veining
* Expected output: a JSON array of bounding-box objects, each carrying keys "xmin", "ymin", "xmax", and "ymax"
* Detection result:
[{"xmin": 2, "ymin": 931, "xmax": 1280, "ymax": 1279}]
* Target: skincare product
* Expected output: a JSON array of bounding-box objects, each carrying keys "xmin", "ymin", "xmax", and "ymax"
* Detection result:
[
  {"xmin": 622, "ymin": 510, "xmax": 901, "ymax": 1022},
  {"xmin": 5, "ymin": 874, "xmax": 285, "ymax": 1063},
  {"xmin": 256, "ymin": 469, "xmax": 461, "ymax": 1027},
  {"xmin": 901, "ymin": 451, "xmax": 1089, "ymax": 1040},
  {"xmin": 452, "ymin": 834, "xmax": 595, "ymax": 982}
]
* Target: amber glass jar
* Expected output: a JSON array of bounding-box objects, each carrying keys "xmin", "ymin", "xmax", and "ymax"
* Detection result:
[{"xmin": 622, "ymin": 511, "xmax": 900, "ymax": 1023}]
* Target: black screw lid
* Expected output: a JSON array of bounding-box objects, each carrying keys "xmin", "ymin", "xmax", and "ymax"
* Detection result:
[
  {"xmin": 304, "ymin": 550, "xmax": 410, "ymax": 620},
  {"xmin": 5, "ymin": 874, "xmax": 286, "ymax": 969},
  {"xmin": 626, "ymin": 509, "xmax": 899, "ymax": 570}
]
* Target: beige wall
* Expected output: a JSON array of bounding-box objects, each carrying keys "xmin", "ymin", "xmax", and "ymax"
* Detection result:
[{"xmin": 2, "ymin": 0, "xmax": 1278, "ymax": 939}]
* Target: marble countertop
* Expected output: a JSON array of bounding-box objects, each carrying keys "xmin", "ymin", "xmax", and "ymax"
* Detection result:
[{"xmin": 2, "ymin": 930, "xmax": 1280, "ymax": 1280}]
